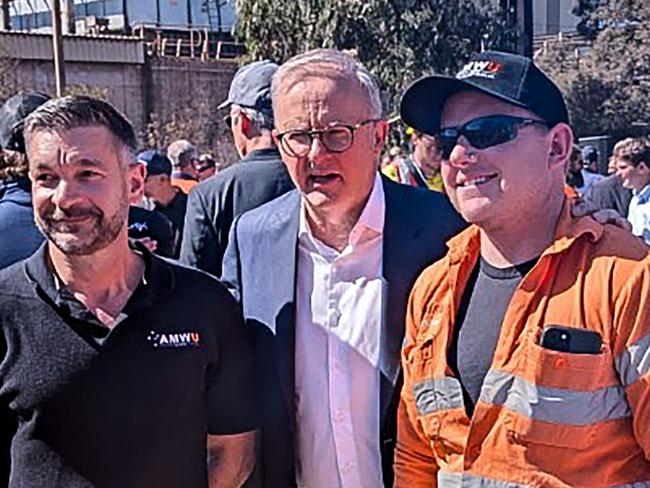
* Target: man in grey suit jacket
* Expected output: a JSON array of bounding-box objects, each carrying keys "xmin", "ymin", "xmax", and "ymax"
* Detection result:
[{"xmin": 221, "ymin": 49, "xmax": 466, "ymax": 487}]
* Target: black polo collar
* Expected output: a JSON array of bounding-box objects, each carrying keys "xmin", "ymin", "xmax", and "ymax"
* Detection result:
[{"xmin": 24, "ymin": 241, "xmax": 176, "ymax": 333}]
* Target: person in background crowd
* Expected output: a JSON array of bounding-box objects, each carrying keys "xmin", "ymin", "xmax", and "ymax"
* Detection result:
[
  {"xmin": 196, "ymin": 153, "xmax": 217, "ymax": 181},
  {"xmin": 0, "ymin": 95, "xmax": 258, "ymax": 488},
  {"xmin": 396, "ymin": 128, "xmax": 444, "ymax": 192},
  {"xmin": 0, "ymin": 90, "xmax": 50, "ymax": 488},
  {"xmin": 221, "ymin": 49, "xmax": 466, "ymax": 488},
  {"xmin": 396, "ymin": 50, "xmax": 650, "ymax": 487},
  {"xmin": 0, "ymin": 92, "xmax": 50, "ymax": 270},
  {"xmin": 181, "ymin": 60, "xmax": 294, "ymax": 277},
  {"xmin": 167, "ymin": 139, "xmax": 200, "ymax": 194},
  {"xmin": 139, "ymin": 149, "xmax": 188, "ymax": 257},
  {"xmin": 615, "ymin": 137, "xmax": 650, "ymax": 245},
  {"xmin": 565, "ymin": 144, "xmax": 584, "ymax": 193},
  {"xmin": 380, "ymin": 145, "xmax": 404, "ymax": 181},
  {"xmin": 582, "ymin": 144, "xmax": 601, "ymax": 173},
  {"xmin": 582, "ymin": 138, "xmax": 633, "ymax": 217},
  {"xmin": 127, "ymin": 204, "xmax": 175, "ymax": 257},
  {"xmin": 607, "ymin": 154, "xmax": 618, "ymax": 174},
  {"xmin": 577, "ymin": 144, "xmax": 604, "ymax": 194},
  {"xmin": 126, "ymin": 178, "xmax": 176, "ymax": 258}
]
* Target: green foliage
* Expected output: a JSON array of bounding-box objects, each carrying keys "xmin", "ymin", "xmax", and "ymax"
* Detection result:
[
  {"xmin": 64, "ymin": 84, "xmax": 111, "ymax": 100},
  {"xmin": 234, "ymin": 0, "xmax": 516, "ymax": 141},
  {"xmin": 536, "ymin": 0, "xmax": 650, "ymax": 139}
]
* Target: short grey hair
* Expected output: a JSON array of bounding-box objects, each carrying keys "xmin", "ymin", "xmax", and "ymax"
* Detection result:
[
  {"xmin": 271, "ymin": 49, "xmax": 383, "ymax": 120},
  {"xmin": 232, "ymin": 104, "xmax": 274, "ymax": 132},
  {"xmin": 167, "ymin": 139, "xmax": 198, "ymax": 169},
  {"xmin": 23, "ymin": 95, "xmax": 137, "ymax": 166}
]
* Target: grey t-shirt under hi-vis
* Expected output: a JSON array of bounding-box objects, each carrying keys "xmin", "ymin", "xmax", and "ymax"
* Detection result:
[{"xmin": 448, "ymin": 256, "xmax": 537, "ymax": 417}]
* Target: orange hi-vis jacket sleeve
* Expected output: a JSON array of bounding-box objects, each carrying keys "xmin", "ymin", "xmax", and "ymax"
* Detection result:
[{"xmin": 395, "ymin": 199, "xmax": 650, "ymax": 488}]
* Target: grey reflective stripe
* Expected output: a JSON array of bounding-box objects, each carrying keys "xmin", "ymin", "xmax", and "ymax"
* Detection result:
[
  {"xmin": 438, "ymin": 471, "xmax": 531, "ymax": 487},
  {"xmin": 479, "ymin": 369, "xmax": 631, "ymax": 426},
  {"xmin": 438, "ymin": 472, "xmax": 650, "ymax": 488},
  {"xmin": 413, "ymin": 377, "xmax": 464, "ymax": 416},
  {"xmin": 615, "ymin": 332, "xmax": 650, "ymax": 387}
]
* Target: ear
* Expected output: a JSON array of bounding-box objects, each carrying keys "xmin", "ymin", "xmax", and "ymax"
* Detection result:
[
  {"xmin": 547, "ymin": 122, "xmax": 574, "ymax": 171},
  {"xmin": 271, "ymin": 129, "xmax": 283, "ymax": 151},
  {"xmin": 127, "ymin": 163, "xmax": 146, "ymax": 205},
  {"xmin": 372, "ymin": 120, "xmax": 388, "ymax": 153},
  {"xmin": 638, "ymin": 161, "xmax": 650, "ymax": 174},
  {"xmin": 239, "ymin": 112, "xmax": 253, "ymax": 138}
]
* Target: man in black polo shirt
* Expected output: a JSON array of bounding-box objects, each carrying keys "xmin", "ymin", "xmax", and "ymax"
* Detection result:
[{"xmin": 0, "ymin": 96, "xmax": 257, "ymax": 487}]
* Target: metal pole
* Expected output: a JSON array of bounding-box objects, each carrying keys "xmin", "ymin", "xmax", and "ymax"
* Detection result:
[
  {"xmin": 51, "ymin": 0, "xmax": 66, "ymax": 96},
  {"xmin": 122, "ymin": 0, "xmax": 130, "ymax": 34},
  {"xmin": 499, "ymin": 0, "xmax": 516, "ymax": 53},
  {"xmin": 216, "ymin": 1, "xmax": 223, "ymax": 33},
  {"xmin": 517, "ymin": 0, "xmax": 533, "ymax": 57}
]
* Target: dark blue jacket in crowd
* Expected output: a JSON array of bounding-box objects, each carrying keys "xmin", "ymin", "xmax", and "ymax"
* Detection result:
[{"xmin": 0, "ymin": 178, "xmax": 43, "ymax": 270}]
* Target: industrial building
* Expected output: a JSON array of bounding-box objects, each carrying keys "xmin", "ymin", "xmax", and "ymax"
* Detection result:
[
  {"xmin": 8, "ymin": 0, "xmax": 236, "ymax": 34},
  {"xmin": 7, "ymin": 0, "xmax": 578, "ymax": 36}
]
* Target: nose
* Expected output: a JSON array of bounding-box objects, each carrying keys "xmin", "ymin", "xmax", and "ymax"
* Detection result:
[
  {"xmin": 51, "ymin": 179, "xmax": 84, "ymax": 209},
  {"xmin": 447, "ymin": 136, "xmax": 478, "ymax": 169},
  {"xmin": 307, "ymin": 134, "xmax": 329, "ymax": 164}
]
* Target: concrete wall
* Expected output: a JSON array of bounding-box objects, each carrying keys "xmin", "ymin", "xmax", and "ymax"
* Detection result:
[
  {"xmin": 15, "ymin": 59, "xmax": 146, "ymax": 130},
  {"xmin": 0, "ymin": 31, "xmax": 238, "ymax": 163},
  {"xmin": 148, "ymin": 57, "xmax": 235, "ymax": 121},
  {"xmin": 145, "ymin": 57, "xmax": 239, "ymax": 163},
  {"xmin": 3, "ymin": 31, "xmax": 146, "ymax": 128}
]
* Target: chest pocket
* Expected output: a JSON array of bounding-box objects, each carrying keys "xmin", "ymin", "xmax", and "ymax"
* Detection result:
[
  {"xmin": 500, "ymin": 340, "xmax": 626, "ymax": 450},
  {"xmin": 406, "ymin": 305, "xmax": 469, "ymax": 459},
  {"xmin": 404, "ymin": 304, "xmax": 443, "ymax": 367}
]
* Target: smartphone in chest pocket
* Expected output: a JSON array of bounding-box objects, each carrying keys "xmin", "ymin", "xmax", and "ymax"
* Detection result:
[{"xmin": 540, "ymin": 325, "xmax": 602, "ymax": 354}]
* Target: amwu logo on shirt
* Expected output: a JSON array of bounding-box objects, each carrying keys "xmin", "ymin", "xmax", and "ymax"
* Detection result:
[{"xmin": 147, "ymin": 330, "xmax": 201, "ymax": 348}]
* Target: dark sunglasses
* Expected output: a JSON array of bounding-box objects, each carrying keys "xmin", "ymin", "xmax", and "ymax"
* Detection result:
[
  {"xmin": 223, "ymin": 114, "xmax": 232, "ymax": 127},
  {"xmin": 437, "ymin": 114, "xmax": 548, "ymax": 159}
]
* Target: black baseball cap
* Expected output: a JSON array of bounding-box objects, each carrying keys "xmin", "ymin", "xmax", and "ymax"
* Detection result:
[
  {"xmin": 400, "ymin": 51, "xmax": 569, "ymax": 135},
  {"xmin": 137, "ymin": 150, "xmax": 172, "ymax": 176},
  {"xmin": 0, "ymin": 91, "xmax": 51, "ymax": 153}
]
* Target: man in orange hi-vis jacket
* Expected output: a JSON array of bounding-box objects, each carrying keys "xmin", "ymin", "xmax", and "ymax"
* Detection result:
[{"xmin": 395, "ymin": 50, "xmax": 650, "ymax": 487}]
